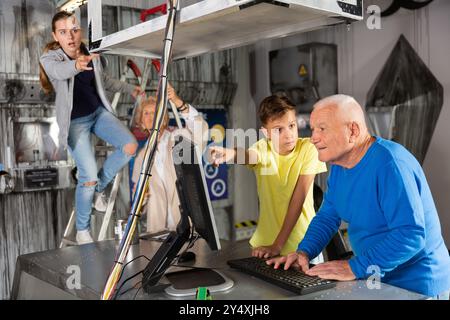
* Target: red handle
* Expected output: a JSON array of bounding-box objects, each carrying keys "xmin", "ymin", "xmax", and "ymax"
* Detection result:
[
  {"xmin": 140, "ymin": 4, "xmax": 167, "ymax": 22},
  {"xmin": 127, "ymin": 59, "xmax": 141, "ymax": 78},
  {"xmin": 151, "ymin": 59, "xmax": 161, "ymax": 73}
]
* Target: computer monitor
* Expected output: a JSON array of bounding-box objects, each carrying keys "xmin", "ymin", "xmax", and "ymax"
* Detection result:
[{"xmin": 141, "ymin": 135, "xmax": 221, "ymax": 292}]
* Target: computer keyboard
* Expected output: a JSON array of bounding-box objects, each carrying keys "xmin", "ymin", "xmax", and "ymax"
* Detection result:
[{"xmin": 227, "ymin": 257, "xmax": 336, "ymax": 295}]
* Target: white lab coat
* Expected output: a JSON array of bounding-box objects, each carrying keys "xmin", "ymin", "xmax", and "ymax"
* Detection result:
[{"xmin": 132, "ymin": 106, "xmax": 208, "ymax": 233}]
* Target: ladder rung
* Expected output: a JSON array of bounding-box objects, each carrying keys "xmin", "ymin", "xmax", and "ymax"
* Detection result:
[{"xmin": 61, "ymin": 238, "xmax": 78, "ymax": 246}]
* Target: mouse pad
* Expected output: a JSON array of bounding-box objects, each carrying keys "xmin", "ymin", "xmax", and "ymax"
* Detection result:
[{"xmin": 165, "ymin": 268, "xmax": 226, "ymax": 289}]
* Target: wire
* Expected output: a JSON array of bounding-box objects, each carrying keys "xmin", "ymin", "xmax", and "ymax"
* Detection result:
[
  {"xmin": 112, "ymin": 255, "xmax": 150, "ymax": 300},
  {"xmin": 115, "ymin": 227, "xmax": 202, "ymax": 299},
  {"xmin": 116, "ymin": 280, "xmax": 143, "ymax": 299},
  {"xmin": 117, "ymin": 263, "xmax": 207, "ymax": 300},
  {"xmin": 120, "ymin": 255, "xmax": 150, "ymax": 280},
  {"xmin": 133, "ymin": 283, "xmax": 143, "ymax": 300},
  {"xmin": 114, "ymin": 270, "xmax": 143, "ymax": 299},
  {"xmin": 173, "ymin": 231, "xmax": 199, "ymax": 263}
]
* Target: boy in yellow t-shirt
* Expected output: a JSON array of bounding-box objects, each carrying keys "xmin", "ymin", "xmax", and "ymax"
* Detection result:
[{"xmin": 209, "ymin": 95, "xmax": 327, "ymax": 258}]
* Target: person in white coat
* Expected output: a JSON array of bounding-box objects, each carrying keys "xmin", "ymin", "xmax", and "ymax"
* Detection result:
[{"xmin": 131, "ymin": 85, "xmax": 209, "ymax": 233}]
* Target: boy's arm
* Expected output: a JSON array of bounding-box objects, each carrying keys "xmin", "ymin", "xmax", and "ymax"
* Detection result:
[
  {"xmin": 253, "ymin": 174, "xmax": 315, "ymax": 258},
  {"xmin": 209, "ymin": 146, "xmax": 258, "ymax": 166}
]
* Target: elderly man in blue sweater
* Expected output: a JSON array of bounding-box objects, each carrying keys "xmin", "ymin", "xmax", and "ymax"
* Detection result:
[{"xmin": 267, "ymin": 94, "xmax": 450, "ymax": 299}]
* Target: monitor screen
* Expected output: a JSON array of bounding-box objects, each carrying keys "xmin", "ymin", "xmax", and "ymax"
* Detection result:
[{"xmin": 172, "ymin": 134, "xmax": 221, "ymax": 251}]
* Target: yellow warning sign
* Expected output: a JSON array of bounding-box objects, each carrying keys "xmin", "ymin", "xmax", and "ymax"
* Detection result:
[
  {"xmin": 235, "ymin": 220, "xmax": 257, "ymax": 229},
  {"xmin": 298, "ymin": 64, "xmax": 308, "ymax": 77}
]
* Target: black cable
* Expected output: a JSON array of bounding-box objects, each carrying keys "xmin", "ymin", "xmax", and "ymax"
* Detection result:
[
  {"xmin": 173, "ymin": 231, "xmax": 199, "ymax": 262},
  {"xmin": 119, "ymin": 255, "xmax": 150, "ymax": 280},
  {"xmin": 117, "ymin": 280, "xmax": 142, "ymax": 298},
  {"xmin": 113, "ymin": 255, "xmax": 150, "ymax": 299},
  {"xmin": 186, "ymin": 232, "xmax": 200, "ymax": 251},
  {"xmin": 185, "ymin": 224, "xmax": 198, "ymax": 249},
  {"xmin": 117, "ymin": 226, "xmax": 201, "ymax": 298},
  {"xmin": 133, "ymin": 283, "xmax": 142, "ymax": 300},
  {"xmin": 114, "ymin": 270, "xmax": 143, "ymax": 299},
  {"xmin": 121, "ymin": 265, "xmax": 214, "ymax": 300}
]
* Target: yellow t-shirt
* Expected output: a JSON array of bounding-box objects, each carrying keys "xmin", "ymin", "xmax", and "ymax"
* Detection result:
[{"xmin": 247, "ymin": 138, "xmax": 327, "ymax": 255}]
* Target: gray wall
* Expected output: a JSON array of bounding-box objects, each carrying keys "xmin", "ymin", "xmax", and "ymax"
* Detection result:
[
  {"xmin": 0, "ymin": 0, "xmax": 53, "ymax": 74},
  {"xmin": 0, "ymin": 0, "xmax": 76, "ymax": 300},
  {"xmin": 229, "ymin": 46, "xmax": 259, "ymax": 224}
]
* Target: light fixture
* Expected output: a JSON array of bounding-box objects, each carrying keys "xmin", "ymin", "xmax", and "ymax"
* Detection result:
[{"xmin": 57, "ymin": 0, "xmax": 87, "ymax": 12}]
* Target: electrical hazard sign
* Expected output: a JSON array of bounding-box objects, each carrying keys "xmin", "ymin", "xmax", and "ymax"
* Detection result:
[{"xmin": 298, "ymin": 64, "xmax": 308, "ymax": 77}]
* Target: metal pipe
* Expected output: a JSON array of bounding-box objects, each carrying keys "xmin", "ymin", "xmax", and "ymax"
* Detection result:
[
  {"xmin": 101, "ymin": 0, "xmax": 178, "ymax": 300},
  {"xmin": 151, "ymin": 59, "xmax": 183, "ymax": 129}
]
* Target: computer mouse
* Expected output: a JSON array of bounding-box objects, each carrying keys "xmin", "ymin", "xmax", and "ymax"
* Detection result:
[{"xmin": 178, "ymin": 251, "xmax": 196, "ymax": 263}]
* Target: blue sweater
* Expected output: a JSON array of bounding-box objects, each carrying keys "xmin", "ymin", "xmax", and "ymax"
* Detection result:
[{"xmin": 298, "ymin": 136, "xmax": 450, "ymax": 297}]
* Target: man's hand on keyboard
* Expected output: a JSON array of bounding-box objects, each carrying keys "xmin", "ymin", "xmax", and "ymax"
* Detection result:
[
  {"xmin": 252, "ymin": 244, "xmax": 281, "ymax": 259},
  {"xmin": 266, "ymin": 251, "xmax": 310, "ymax": 273},
  {"xmin": 305, "ymin": 260, "xmax": 356, "ymax": 281}
]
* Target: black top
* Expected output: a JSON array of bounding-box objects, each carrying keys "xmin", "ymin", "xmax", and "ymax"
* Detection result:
[{"xmin": 68, "ymin": 52, "xmax": 103, "ymax": 120}]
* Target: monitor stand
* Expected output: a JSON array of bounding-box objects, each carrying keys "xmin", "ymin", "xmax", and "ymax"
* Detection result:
[
  {"xmin": 141, "ymin": 207, "xmax": 192, "ymax": 293},
  {"xmin": 164, "ymin": 268, "xmax": 234, "ymax": 297}
]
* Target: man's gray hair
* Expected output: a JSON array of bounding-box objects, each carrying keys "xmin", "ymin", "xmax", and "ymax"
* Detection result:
[
  {"xmin": 313, "ymin": 94, "xmax": 369, "ymax": 132},
  {"xmin": 313, "ymin": 94, "xmax": 359, "ymax": 110}
]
